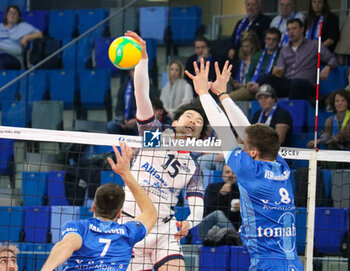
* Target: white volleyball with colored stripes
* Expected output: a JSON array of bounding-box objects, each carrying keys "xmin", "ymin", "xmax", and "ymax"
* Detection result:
[{"xmin": 108, "ymin": 36, "xmax": 142, "ymax": 69}]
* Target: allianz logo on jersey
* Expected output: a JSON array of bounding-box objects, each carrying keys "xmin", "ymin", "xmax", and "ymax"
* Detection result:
[{"xmin": 143, "ymin": 129, "xmax": 221, "ymax": 150}]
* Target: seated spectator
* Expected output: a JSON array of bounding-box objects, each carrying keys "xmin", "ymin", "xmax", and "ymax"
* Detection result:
[
  {"xmin": 106, "ymin": 70, "xmax": 158, "ymax": 135},
  {"xmin": 251, "ymin": 84, "xmax": 293, "ymax": 146},
  {"xmin": 160, "ymin": 60, "xmax": 193, "ymax": 118},
  {"xmin": 0, "ymin": 244, "xmax": 19, "ymax": 270},
  {"xmin": 270, "ymin": 0, "xmax": 305, "ymax": 47},
  {"xmin": 305, "ymin": 0, "xmax": 339, "ymax": 52},
  {"xmin": 229, "ymin": 28, "xmax": 280, "ymax": 100},
  {"xmin": 185, "ymin": 36, "xmax": 216, "ymax": 93},
  {"xmin": 0, "ymin": 5, "xmax": 43, "ymax": 69},
  {"xmin": 258, "ymin": 18, "xmax": 337, "ymax": 101},
  {"xmin": 151, "ymin": 97, "xmax": 172, "ymax": 125},
  {"xmin": 197, "ymin": 165, "xmax": 241, "ymax": 241},
  {"xmin": 307, "ymin": 89, "xmax": 350, "ymax": 150},
  {"xmin": 227, "ymin": 0, "xmax": 271, "ymax": 61},
  {"xmin": 227, "ymin": 30, "xmax": 260, "ymax": 91}
]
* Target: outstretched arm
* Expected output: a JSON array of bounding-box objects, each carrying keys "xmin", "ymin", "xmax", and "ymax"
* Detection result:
[
  {"xmin": 125, "ymin": 31, "xmax": 153, "ymax": 121},
  {"xmin": 185, "ymin": 59, "xmax": 238, "ymax": 159},
  {"xmin": 41, "ymin": 233, "xmax": 82, "ymax": 271},
  {"xmin": 210, "ymin": 61, "xmax": 251, "ymax": 140},
  {"xmin": 107, "ymin": 142, "xmax": 157, "ymax": 234}
]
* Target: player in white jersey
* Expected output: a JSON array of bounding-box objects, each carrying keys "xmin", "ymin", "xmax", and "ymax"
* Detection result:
[
  {"xmin": 122, "ymin": 31, "xmax": 206, "ymax": 271},
  {"xmin": 186, "ymin": 59, "xmax": 303, "ymax": 270}
]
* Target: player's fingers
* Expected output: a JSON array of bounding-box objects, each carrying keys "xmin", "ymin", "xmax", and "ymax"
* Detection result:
[
  {"xmin": 223, "ymin": 60, "xmax": 229, "ymax": 72},
  {"xmin": 193, "ymin": 61, "xmax": 200, "ymax": 75},
  {"xmin": 200, "ymin": 58, "xmax": 205, "ymax": 73},
  {"xmin": 112, "ymin": 145, "xmax": 121, "ymax": 161},
  {"xmin": 184, "ymin": 70, "xmax": 195, "ymax": 80},
  {"xmin": 205, "ymin": 61, "xmax": 210, "ymax": 76},
  {"xmin": 106, "ymin": 157, "xmax": 115, "ymax": 169},
  {"xmin": 214, "ymin": 61, "xmax": 220, "ymax": 77}
]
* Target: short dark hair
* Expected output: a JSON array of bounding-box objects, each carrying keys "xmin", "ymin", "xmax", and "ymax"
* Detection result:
[
  {"xmin": 287, "ymin": 18, "xmax": 304, "ymax": 28},
  {"xmin": 329, "ymin": 89, "xmax": 350, "ymax": 112},
  {"xmin": 265, "ymin": 27, "xmax": 282, "ymax": 41},
  {"xmin": 245, "ymin": 124, "xmax": 280, "ymax": 160},
  {"xmin": 173, "ymin": 102, "xmax": 208, "ymax": 139},
  {"xmin": 194, "ymin": 36, "xmax": 210, "ymax": 48},
  {"xmin": 94, "ymin": 183, "xmax": 125, "ymax": 220},
  {"xmin": 3, "ymin": 5, "xmax": 22, "ymax": 25}
]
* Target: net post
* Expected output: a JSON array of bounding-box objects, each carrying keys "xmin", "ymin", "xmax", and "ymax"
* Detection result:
[{"xmin": 305, "ymin": 150, "xmax": 318, "ymax": 271}]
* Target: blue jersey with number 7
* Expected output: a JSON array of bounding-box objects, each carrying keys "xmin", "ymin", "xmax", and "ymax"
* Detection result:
[
  {"xmin": 61, "ymin": 217, "xmax": 146, "ymax": 270},
  {"xmin": 226, "ymin": 148, "xmax": 298, "ymax": 260}
]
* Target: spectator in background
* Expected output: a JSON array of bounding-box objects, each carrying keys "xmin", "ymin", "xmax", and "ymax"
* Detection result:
[
  {"xmin": 197, "ymin": 165, "xmax": 241, "ymax": 241},
  {"xmin": 229, "ymin": 28, "xmax": 281, "ymax": 100},
  {"xmin": 151, "ymin": 97, "xmax": 172, "ymax": 125},
  {"xmin": 227, "ymin": 30, "xmax": 260, "ymax": 92},
  {"xmin": 270, "ymin": 0, "xmax": 305, "ymax": 47},
  {"xmin": 307, "ymin": 89, "xmax": 350, "ymax": 150},
  {"xmin": 161, "ymin": 60, "xmax": 193, "ymax": 118},
  {"xmin": 106, "ymin": 69, "xmax": 158, "ymax": 135},
  {"xmin": 305, "ymin": 0, "xmax": 339, "ymax": 52},
  {"xmin": 0, "ymin": 5, "xmax": 43, "ymax": 69},
  {"xmin": 227, "ymin": 0, "xmax": 271, "ymax": 61},
  {"xmin": 251, "ymin": 84, "xmax": 293, "ymax": 147},
  {"xmin": 258, "ymin": 18, "xmax": 337, "ymax": 101},
  {"xmin": 185, "ymin": 36, "xmax": 216, "ymax": 93},
  {"xmin": 0, "ymin": 244, "xmax": 18, "ymax": 271}
]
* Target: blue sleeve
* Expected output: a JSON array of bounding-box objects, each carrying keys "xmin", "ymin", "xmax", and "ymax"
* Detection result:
[
  {"xmin": 61, "ymin": 220, "xmax": 84, "ymax": 240},
  {"xmin": 225, "ymin": 147, "xmax": 256, "ymax": 184},
  {"xmin": 124, "ymin": 220, "xmax": 147, "ymax": 245}
]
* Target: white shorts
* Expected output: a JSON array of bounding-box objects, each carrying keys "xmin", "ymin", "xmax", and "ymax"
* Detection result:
[{"xmin": 121, "ymin": 215, "xmax": 184, "ymax": 271}]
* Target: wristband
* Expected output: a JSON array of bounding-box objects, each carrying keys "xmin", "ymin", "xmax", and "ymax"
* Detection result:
[{"xmin": 217, "ymin": 91, "xmax": 228, "ymax": 98}]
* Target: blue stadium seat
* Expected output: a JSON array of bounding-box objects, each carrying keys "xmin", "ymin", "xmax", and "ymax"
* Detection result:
[
  {"xmin": 62, "ymin": 39, "xmax": 77, "ymax": 70},
  {"xmin": 23, "ymin": 10, "xmax": 48, "ymax": 33},
  {"xmin": 49, "ymin": 9, "xmax": 77, "ymax": 39},
  {"xmin": 1, "ymin": 100, "xmax": 27, "ymax": 127},
  {"xmin": 49, "ymin": 70, "xmax": 75, "ymax": 108},
  {"xmin": 0, "ymin": 138, "xmax": 14, "ymax": 175},
  {"xmin": 22, "ymin": 243, "xmax": 53, "ymax": 271},
  {"xmin": 314, "ymin": 207, "xmax": 349, "ymax": 254},
  {"xmin": 47, "ymin": 171, "xmax": 69, "ymax": 206},
  {"xmin": 0, "ymin": 0, "xmax": 26, "ymax": 12},
  {"xmin": 291, "ymin": 133, "xmax": 314, "ymax": 148},
  {"xmin": 51, "ymin": 206, "xmax": 80, "ymax": 243},
  {"xmin": 0, "ymin": 11, "xmax": 3, "ymax": 20},
  {"xmin": 79, "ymin": 69, "xmax": 111, "ymax": 108},
  {"xmin": 189, "ymin": 225, "xmax": 202, "ymax": 245},
  {"xmin": 76, "ymin": 36, "xmax": 93, "ymax": 70},
  {"xmin": 279, "ymin": 99, "xmax": 308, "ymax": 133},
  {"xmin": 80, "ymin": 206, "xmax": 93, "ymax": 220},
  {"xmin": 229, "ymin": 246, "xmax": 250, "ymax": 270},
  {"xmin": 27, "ymin": 70, "xmax": 49, "ymax": 105},
  {"xmin": 140, "ymin": 7, "xmax": 169, "ymax": 44},
  {"xmin": 21, "ymin": 172, "xmax": 47, "ymax": 206},
  {"xmin": 24, "ymin": 206, "xmax": 51, "ymax": 243},
  {"xmin": 202, "ymin": 170, "xmax": 222, "ymax": 190},
  {"xmin": 319, "ymin": 66, "xmax": 348, "ymax": 97},
  {"xmin": 171, "ymin": 7, "xmax": 202, "ymax": 45},
  {"xmin": 144, "ymin": 38, "xmax": 157, "ymax": 66},
  {"xmin": 307, "ymin": 103, "xmax": 333, "ymax": 131},
  {"xmin": 78, "ymin": 9, "xmax": 108, "ymax": 39},
  {"xmin": 94, "ymin": 37, "xmax": 119, "ymax": 73},
  {"xmin": 101, "ymin": 170, "xmax": 124, "ymax": 186},
  {"xmin": 321, "ymin": 169, "xmax": 332, "ymax": 201},
  {"xmin": 0, "ymin": 70, "xmax": 19, "ymax": 109},
  {"xmin": 295, "ymin": 207, "xmax": 307, "ymax": 254},
  {"xmin": 249, "ymin": 100, "xmax": 260, "ymax": 120},
  {"xmin": 0, "ymin": 206, "xmax": 24, "ymax": 242},
  {"xmin": 200, "ymin": 245, "xmax": 230, "ymax": 271}
]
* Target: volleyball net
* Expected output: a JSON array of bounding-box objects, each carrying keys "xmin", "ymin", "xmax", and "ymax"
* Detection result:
[{"xmin": 0, "ymin": 125, "xmax": 349, "ymax": 271}]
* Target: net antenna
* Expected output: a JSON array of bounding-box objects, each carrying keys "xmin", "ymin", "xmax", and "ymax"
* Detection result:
[{"xmin": 305, "ymin": 20, "xmax": 322, "ymax": 271}]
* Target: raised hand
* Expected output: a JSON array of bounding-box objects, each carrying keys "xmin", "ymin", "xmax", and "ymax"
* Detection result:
[
  {"xmin": 210, "ymin": 60, "xmax": 232, "ymax": 96},
  {"xmin": 124, "ymin": 30, "xmax": 148, "ymax": 59},
  {"xmin": 107, "ymin": 141, "xmax": 133, "ymax": 176},
  {"xmin": 184, "ymin": 58, "xmax": 210, "ymax": 96}
]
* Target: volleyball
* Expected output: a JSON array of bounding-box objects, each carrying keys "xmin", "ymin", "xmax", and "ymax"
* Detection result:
[{"xmin": 108, "ymin": 36, "xmax": 142, "ymax": 70}]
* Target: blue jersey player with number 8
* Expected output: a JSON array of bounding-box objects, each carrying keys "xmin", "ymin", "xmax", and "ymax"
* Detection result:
[
  {"xmin": 185, "ymin": 58, "xmax": 304, "ymax": 271},
  {"xmin": 41, "ymin": 142, "xmax": 157, "ymax": 271}
]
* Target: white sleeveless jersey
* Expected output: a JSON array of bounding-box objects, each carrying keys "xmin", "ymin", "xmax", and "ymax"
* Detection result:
[{"xmin": 123, "ymin": 116, "xmax": 203, "ymax": 220}]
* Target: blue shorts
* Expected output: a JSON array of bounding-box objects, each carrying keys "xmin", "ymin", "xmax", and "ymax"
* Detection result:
[{"xmin": 250, "ymin": 258, "xmax": 304, "ymax": 271}]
